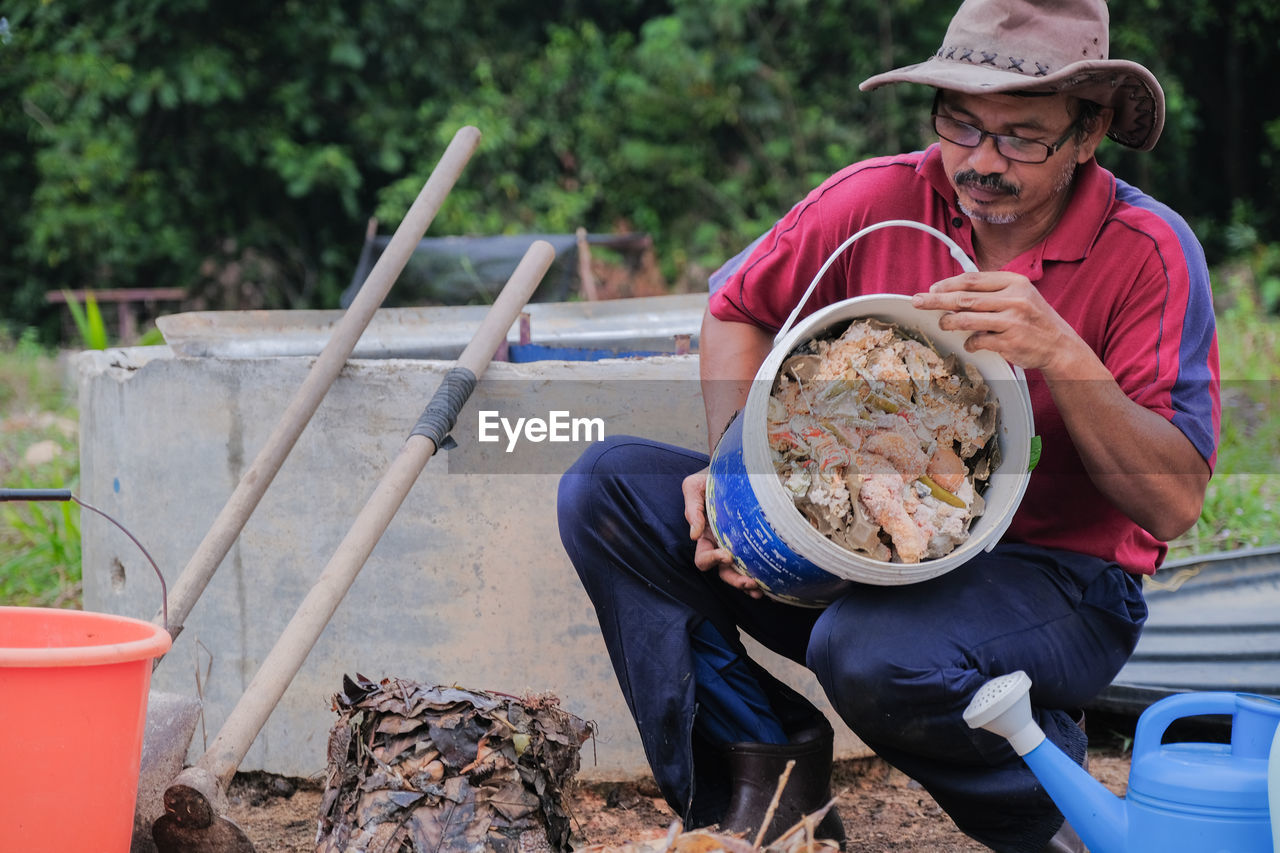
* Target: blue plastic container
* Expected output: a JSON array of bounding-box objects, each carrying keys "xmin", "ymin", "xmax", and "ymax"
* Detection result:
[
  {"xmin": 1026, "ymin": 691, "xmax": 1280, "ymax": 853},
  {"xmin": 706, "ymin": 413, "xmax": 853, "ymax": 606},
  {"xmin": 705, "ymin": 294, "xmax": 1034, "ymax": 604},
  {"xmin": 967, "ymin": 672, "xmax": 1280, "ymax": 853},
  {"xmin": 1269, "ymin": 721, "xmax": 1279, "ymax": 851}
]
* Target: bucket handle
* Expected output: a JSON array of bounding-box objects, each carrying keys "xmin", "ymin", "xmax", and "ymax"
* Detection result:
[
  {"xmin": 775, "ymin": 219, "xmax": 979, "ymax": 346},
  {"xmin": 0, "ymin": 488, "xmax": 169, "ymax": 631}
]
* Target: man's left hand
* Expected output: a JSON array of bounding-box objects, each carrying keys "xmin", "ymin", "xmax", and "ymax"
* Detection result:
[
  {"xmin": 913, "ymin": 270, "xmax": 1210, "ymax": 540},
  {"xmin": 912, "ymin": 271, "xmax": 1085, "ymax": 375}
]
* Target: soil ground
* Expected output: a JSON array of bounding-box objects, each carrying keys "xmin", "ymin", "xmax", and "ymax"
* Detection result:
[{"xmin": 225, "ymin": 741, "xmax": 1131, "ymax": 852}]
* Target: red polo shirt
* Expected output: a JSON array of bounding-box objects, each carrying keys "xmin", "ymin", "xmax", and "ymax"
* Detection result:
[{"xmin": 708, "ymin": 144, "xmax": 1220, "ymax": 574}]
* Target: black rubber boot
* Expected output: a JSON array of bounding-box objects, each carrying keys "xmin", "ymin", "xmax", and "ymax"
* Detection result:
[{"xmin": 718, "ymin": 721, "xmax": 847, "ymax": 849}]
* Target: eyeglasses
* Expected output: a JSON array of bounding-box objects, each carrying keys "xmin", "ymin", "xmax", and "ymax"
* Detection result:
[{"xmin": 932, "ymin": 112, "xmax": 1079, "ymax": 164}]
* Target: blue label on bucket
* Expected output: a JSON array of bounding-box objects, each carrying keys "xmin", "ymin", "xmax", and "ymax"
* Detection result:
[{"xmin": 706, "ymin": 415, "xmax": 852, "ymax": 607}]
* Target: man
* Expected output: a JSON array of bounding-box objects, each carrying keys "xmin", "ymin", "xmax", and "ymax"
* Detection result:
[{"xmin": 557, "ymin": 0, "xmax": 1219, "ymax": 850}]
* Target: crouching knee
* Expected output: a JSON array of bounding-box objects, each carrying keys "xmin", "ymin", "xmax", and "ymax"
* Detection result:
[
  {"xmin": 807, "ymin": 600, "xmax": 967, "ymax": 750},
  {"xmin": 558, "ymin": 434, "xmax": 702, "ymax": 577},
  {"xmin": 557, "ymin": 434, "xmax": 646, "ymax": 525}
]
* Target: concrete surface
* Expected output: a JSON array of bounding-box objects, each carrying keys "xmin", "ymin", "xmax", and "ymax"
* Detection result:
[{"xmin": 79, "ymin": 300, "xmax": 871, "ymax": 782}]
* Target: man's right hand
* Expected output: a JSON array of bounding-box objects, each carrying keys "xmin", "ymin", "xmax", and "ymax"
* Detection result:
[{"xmin": 682, "ymin": 467, "xmax": 764, "ymax": 598}]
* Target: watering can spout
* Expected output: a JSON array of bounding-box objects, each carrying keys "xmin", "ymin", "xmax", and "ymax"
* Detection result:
[{"xmin": 963, "ymin": 672, "xmax": 1127, "ymax": 853}]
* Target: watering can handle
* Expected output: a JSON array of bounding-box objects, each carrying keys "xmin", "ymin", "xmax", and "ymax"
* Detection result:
[
  {"xmin": 775, "ymin": 219, "xmax": 979, "ymax": 346},
  {"xmin": 1132, "ymin": 692, "xmax": 1241, "ymax": 758}
]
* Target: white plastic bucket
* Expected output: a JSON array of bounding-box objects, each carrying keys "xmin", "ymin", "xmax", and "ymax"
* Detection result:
[{"xmin": 707, "ymin": 293, "xmax": 1035, "ymax": 604}]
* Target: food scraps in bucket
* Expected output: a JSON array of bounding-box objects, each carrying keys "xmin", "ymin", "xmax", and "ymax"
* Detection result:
[{"xmin": 768, "ymin": 318, "xmax": 998, "ymax": 564}]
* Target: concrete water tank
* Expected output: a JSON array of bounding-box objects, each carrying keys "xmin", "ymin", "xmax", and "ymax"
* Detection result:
[{"xmin": 78, "ymin": 294, "xmax": 869, "ymax": 780}]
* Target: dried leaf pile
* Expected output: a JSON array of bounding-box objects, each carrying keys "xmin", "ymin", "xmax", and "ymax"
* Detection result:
[{"xmin": 317, "ymin": 675, "xmax": 592, "ymax": 852}]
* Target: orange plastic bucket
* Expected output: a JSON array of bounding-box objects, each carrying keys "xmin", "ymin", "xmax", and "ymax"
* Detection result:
[{"xmin": 0, "ymin": 606, "xmax": 171, "ymax": 852}]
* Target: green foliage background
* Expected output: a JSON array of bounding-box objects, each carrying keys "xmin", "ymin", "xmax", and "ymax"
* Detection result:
[{"xmin": 3, "ymin": 0, "xmax": 1279, "ymax": 336}]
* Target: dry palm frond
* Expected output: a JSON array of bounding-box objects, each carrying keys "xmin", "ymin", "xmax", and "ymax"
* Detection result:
[{"xmin": 316, "ymin": 674, "xmax": 592, "ymax": 852}]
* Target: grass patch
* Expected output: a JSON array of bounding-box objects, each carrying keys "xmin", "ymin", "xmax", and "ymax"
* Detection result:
[
  {"xmin": 0, "ymin": 329, "xmax": 82, "ymax": 607},
  {"xmin": 1167, "ymin": 275, "xmax": 1280, "ymax": 559}
]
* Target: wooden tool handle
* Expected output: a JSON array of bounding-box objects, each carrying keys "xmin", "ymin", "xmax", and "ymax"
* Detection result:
[
  {"xmin": 157, "ymin": 127, "xmax": 483, "ymax": 642},
  {"xmin": 195, "ymin": 240, "xmax": 554, "ymax": 787}
]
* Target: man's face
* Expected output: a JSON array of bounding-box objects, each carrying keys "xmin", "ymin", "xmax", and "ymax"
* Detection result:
[{"xmin": 935, "ymin": 91, "xmax": 1097, "ymax": 226}]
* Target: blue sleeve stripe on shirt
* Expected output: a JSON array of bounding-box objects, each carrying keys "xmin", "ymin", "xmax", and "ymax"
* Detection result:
[{"xmin": 1114, "ymin": 178, "xmax": 1218, "ymax": 463}]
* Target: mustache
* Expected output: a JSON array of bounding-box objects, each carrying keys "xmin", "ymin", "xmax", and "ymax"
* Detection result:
[{"xmin": 955, "ymin": 170, "xmax": 1020, "ymax": 197}]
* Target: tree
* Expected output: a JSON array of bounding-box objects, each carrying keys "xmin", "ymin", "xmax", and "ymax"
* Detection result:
[{"xmin": 2, "ymin": 0, "xmax": 1278, "ymax": 337}]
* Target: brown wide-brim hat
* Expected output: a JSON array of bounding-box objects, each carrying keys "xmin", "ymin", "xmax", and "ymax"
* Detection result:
[{"xmin": 859, "ymin": 0, "xmax": 1164, "ymax": 150}]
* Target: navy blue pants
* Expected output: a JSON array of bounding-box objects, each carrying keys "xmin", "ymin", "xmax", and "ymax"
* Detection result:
[{"xmin": 557, "ymin": 436, "xmax": 1147, "ymax": 852}]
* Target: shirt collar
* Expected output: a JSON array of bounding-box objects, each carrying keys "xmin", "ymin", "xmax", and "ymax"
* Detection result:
[
  {"xmin": 1041, "ymin": 157, "xmax": 1115, "ymax": 263},
  {"xmin": 918, "ymin": 145, "xmax": 1116, "ymax": 274}
]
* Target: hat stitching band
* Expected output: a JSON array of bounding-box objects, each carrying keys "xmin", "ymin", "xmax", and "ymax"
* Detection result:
[{"xmin": 934, "ymin": 45, "xmax": 1053, "ymax": 77}]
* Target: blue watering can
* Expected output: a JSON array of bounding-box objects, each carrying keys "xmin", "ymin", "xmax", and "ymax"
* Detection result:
[
  {"xmin": 963, "ymin": 671, "xmax": 1280, "ymax": 853},
  {"xmin": 1271, "ymin": 722, "xmax": 1280, "ymax": 851}
]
